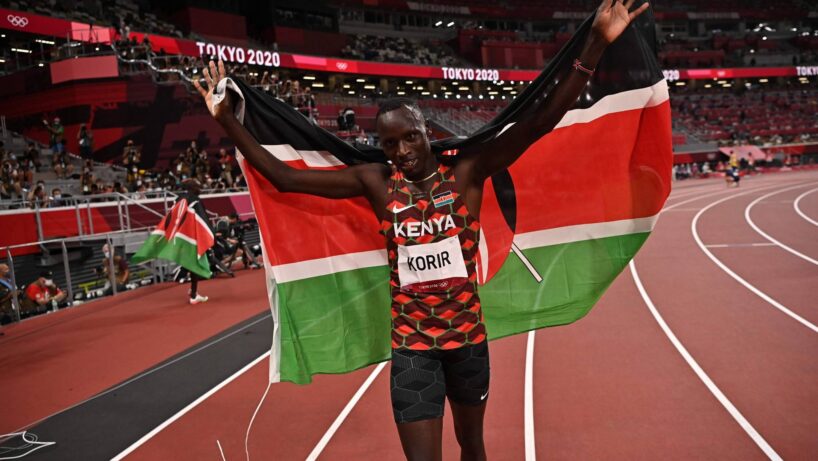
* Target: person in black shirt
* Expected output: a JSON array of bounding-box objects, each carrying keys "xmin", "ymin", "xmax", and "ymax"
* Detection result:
[{"xmin": 181, "ymin": 179, "xmax": 211, "ymax": 304}]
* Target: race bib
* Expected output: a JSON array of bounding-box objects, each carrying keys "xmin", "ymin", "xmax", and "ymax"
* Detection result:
[{"xmin": 397, "ymin": 236, "xmax": 467, "ymax": 293}]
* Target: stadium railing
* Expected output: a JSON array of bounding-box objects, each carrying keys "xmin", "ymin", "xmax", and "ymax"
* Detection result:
[{"xmin": 0, "ymin": 226, "xmax": 167, "ymax": 326}]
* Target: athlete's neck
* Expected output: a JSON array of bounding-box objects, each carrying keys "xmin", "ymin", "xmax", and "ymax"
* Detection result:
[{"xmin": 404, "ymin": 158, "xmax": 439, "ymax": 184}]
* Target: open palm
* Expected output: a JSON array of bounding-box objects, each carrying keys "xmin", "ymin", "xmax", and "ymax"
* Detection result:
[
  {"xmin": 592, "ymin": 0, "xmax": 650, "ymax": 44},
  {"xmin": 192, "ymin": 60, "xmax": 234, "ymax": 122}
]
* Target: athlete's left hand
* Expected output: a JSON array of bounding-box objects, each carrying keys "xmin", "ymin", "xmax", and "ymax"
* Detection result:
[{"xmin": 592, "ymin": 0, "xmax": 650, "ymax": 45}]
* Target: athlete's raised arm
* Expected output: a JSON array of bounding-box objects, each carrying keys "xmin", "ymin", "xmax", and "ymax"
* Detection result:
[
  {"xmin": 193, "ymin": 60, "xmax": 389, "ymax": 202},
  {"xmin": 469, "ymin": 0, "xmax": 649, "ymax": 182}
]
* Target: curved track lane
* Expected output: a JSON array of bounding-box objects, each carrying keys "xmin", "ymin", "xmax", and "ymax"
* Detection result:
[{"xmin": 634, "ymin": 173, "xmax": 818, "ymax": 460}]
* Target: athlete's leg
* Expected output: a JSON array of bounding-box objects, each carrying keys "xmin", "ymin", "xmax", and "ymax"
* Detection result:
[
  {"xmin": 443, "ymin": 341, "xmax": 490, "ymax": 461},
  {"xmin": 391, "ymin": 348, "xmax": 446, "ymax": 460},
  {"xmin": 190, "ymin": 272, "xmax": 198, "ymax": 298},
  {"xmin": 450, "ymin": 400, "xmax": 487, "ymax": 461},
  {"xmin": 396, "ymin": 418, "xmax": 443, "ymax": 461}
]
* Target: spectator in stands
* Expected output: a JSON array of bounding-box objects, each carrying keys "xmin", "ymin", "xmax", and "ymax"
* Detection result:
[
  {"xmin": 23, "ymin": 142, "xmax": 41, "ymax": 172},
  {"xmin": 355, "ymin": 125, "xmax": 369, "ymax": 145},
  {"xmin": 288, "ymin": 80, "xmax": 302, "ymax": 108},
  {"xmin": 22, "ymin": 271, "xmax": 67, "ymax": 315},
  {"xmin": 49, "ymin": 188, "xmax": 65, "ymax": 208},
  {"xmin": 173, "ymin": 152, "xmax": 191, "ymax": 179},
  {"xmin": 80, "ymin": 166, "xmax": 95, "ymax": 195},
  {"xmin": 123, "ymin": 140, "xmax": 143, "ymax": 189},
  {"xmin": 217, "ymin": 148, "xmax": 235, "ymax": 187},
  {"xmin": 99, "ymin": 243, "xmax": 129, "ymax": 295},
  {"xmin": 43, "ymin": 117, "xmax": 65, "ymax": 155},
  {"xmin": 78, "ymin": 124, "xmax": 94, "ymax": 159},
  {"xmin": 17, "ymin": 154, "xmax": 34, "ymax": 187},
  {"xmin": 1, "ymin": 159, "xmax": 23, "ymax": 199},
  {"xmin": 337, "ymin": 109, "xmax": 347, "ymax": 130},
  {"xmin": 299, "ymin": 87, "xmax": 317, "ymax": 121},
  {"xmin": 343, "ymin": 107, "xmax": 356, "ymax": 130},
  {"xmin": 195, "ymin": 149, "xmax": 210, "ymax": 183},
  {"xmin": 0, "ymin": 263, "xmax": 17, "ymax": 326},
  {"xmin": 27, "ymin": 182, "xmax": 48, "ymax": 208},
  {"xmin": 53, "ymin": 150, "xmax": 74, "ymax": 179},
  {"xmin": 233, "ymin": 172, "xmax": 247, "ymax": 189}
]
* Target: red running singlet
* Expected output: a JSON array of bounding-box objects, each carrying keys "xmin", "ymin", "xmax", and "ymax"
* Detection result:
[{"xmin": 382, "ymin": 163, "xmax": 487, "ymax": 350}]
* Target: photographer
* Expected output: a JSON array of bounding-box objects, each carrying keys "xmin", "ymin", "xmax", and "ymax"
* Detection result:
[
  {"xmin": 43, "ymin": 117, "xmax": 64, "ymax": 155},
  {"xmin": 22, "ymin": 271, "xmax": 67, "ymax": 315},
  {"xmin": 98, "ymin": 243, "xmax": 129, "ymax": 295},
  {"xmin": 27, "ymin": 182, "xmax": 49, "ymax": 209},
  {"xmin": 215, "ymin": 212, "xmax": 260, "ymax": 270}
]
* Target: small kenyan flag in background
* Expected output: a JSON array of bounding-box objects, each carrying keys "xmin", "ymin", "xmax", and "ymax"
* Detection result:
[{"xmin": 131, "ymin": 199, "xmax": 214, "ymax": 278}]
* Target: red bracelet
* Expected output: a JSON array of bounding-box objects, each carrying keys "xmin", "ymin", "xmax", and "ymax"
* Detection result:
[{"xmin": 573, "ymin": 58, "xmax": 595, "ymax": 76}]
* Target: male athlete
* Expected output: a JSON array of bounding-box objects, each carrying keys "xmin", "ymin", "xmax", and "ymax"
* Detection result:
[{"xmin": 194, "ymin": 1, "xmax": 647, "ymax": 458}]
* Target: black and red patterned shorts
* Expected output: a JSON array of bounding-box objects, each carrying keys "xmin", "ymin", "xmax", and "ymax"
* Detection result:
[{"xmin": 389, "ymin": 341, "xmax": 490, "ymax": 423}]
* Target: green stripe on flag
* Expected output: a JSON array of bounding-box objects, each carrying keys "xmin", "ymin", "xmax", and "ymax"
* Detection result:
[
  {"xmin": 481, "ymin": 232, "xmax": 650, "ymax": 338},
  {"xmin": 132, "ymin": 234, "xmax": 212, "ymax": 279},
  {"xmin": 274, "ymin": 232, "xmax": 649, "ymax": 384},
  {"xmin": 277, "ymin": 265, "xmax": 391, "ymax": 384}
]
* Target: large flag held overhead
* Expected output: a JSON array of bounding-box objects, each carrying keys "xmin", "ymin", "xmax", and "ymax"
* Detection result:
[
  {"xmin": 215, "ymin": 2, "xmax": 672, "ymax": 384},
  {"xmin": 132, "ymin": 199, "xmax": 215, "ymax": 279}
]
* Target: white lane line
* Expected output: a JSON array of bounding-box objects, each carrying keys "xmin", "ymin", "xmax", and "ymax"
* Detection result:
[
  {"xmin": 629, "ymin": 261, "xmax": 782, "ymax": 460},
  {"xmin": 706, "ymin": 243, "xmax": 775, "ymax": 248},
  {"xmin": 793, "ymin": 187, "xmax": 818, "ymax": 227},
  {"xmin": 111, "ymin": 351, "xmax": 271, "ymax": 460},
  {"xmin": 691, "ymin": 184, "xmax": 818, "ymax": 334},
  {"xmin": 745, "ymin": 183, "xmax": 818, "ymax": 266},
  {"xmin": 245, "ymin": 381, "xmax": 272, "ymax": 461},
  {"xmin": 217, "ymin": 440, "xmax": 227, "ymax": 461},
  {"xmin": 524, "ymin": 331, "xmax": 536, "ymax": 461},
  {"xmin": 306, "ymin": 362, "xmax": 388, "ymax": 461}
]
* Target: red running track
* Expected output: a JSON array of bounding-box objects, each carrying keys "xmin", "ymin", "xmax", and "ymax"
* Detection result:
[
  {"xmin": 0, "ymin": 269, "xmax": 269, "ymax": 433},
  {"xmin": 3, "ymin": 171, "xmax": 818, "ymax": 460}
]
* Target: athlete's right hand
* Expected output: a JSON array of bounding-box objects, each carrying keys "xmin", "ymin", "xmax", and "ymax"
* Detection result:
[{"xmin": 192, "ymin": 59, "xmax": 234, "ymax": 123}]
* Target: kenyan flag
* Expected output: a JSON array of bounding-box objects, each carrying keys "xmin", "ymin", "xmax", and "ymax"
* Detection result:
[
  {"xmin": 132, "ymin": 199, "xmax": 215, "ymax": 279},
  {"xmin": 217, "ymin": 1, "xmax": 670, "ymax": 384}
]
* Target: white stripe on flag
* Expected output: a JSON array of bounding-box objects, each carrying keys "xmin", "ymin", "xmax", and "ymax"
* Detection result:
[
  {"xmin": 148, "ymin": 230, "xmax": 198, "ymax": 247},
  {"xmin": 554, "ymin": 80, "xmax": 669, "ymax": 130},
  {"xmin": 272, "ymin": 216, "xmax": 657, "ymax": 284},
  {"xmin": 513, "ymin": 215, "xmax": 658, "ymax": 251},
  {"xmin": 272, "ymin": 249, "xmax": 388, "ymax": 284},
  {"xmin": 261, "ymin": 144, "xmax": 345, "ymax": 168}
]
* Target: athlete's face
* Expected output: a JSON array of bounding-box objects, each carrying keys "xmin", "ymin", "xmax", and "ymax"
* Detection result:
[{"xmin": 377, "ymin": 106, "xmax": 436, "ymax": 180}]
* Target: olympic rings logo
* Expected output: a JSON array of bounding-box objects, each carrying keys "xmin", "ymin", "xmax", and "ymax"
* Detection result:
[{"xmin": 7, "ymin": 15, "xmax": 29, "ymax": 27}]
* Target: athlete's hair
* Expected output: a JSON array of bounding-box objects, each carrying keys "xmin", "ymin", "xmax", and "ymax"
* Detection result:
[{"xmin": 376, "ymin": 97, "xmax": 422, "ymax": 124}]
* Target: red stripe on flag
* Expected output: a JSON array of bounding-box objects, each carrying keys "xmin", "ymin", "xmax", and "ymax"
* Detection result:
[
  {"xmin": 242, "ymin": 163, "xmax": 383, "ymax": 266},
  {"xmin": 508, "ymin": 101, "xmax": 672, "ymax": 234}
]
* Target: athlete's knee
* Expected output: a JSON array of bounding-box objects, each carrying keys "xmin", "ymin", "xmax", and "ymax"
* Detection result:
[{"xmin": 454, "ymin": 431, "xmax": 486, "ymax": 461}]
